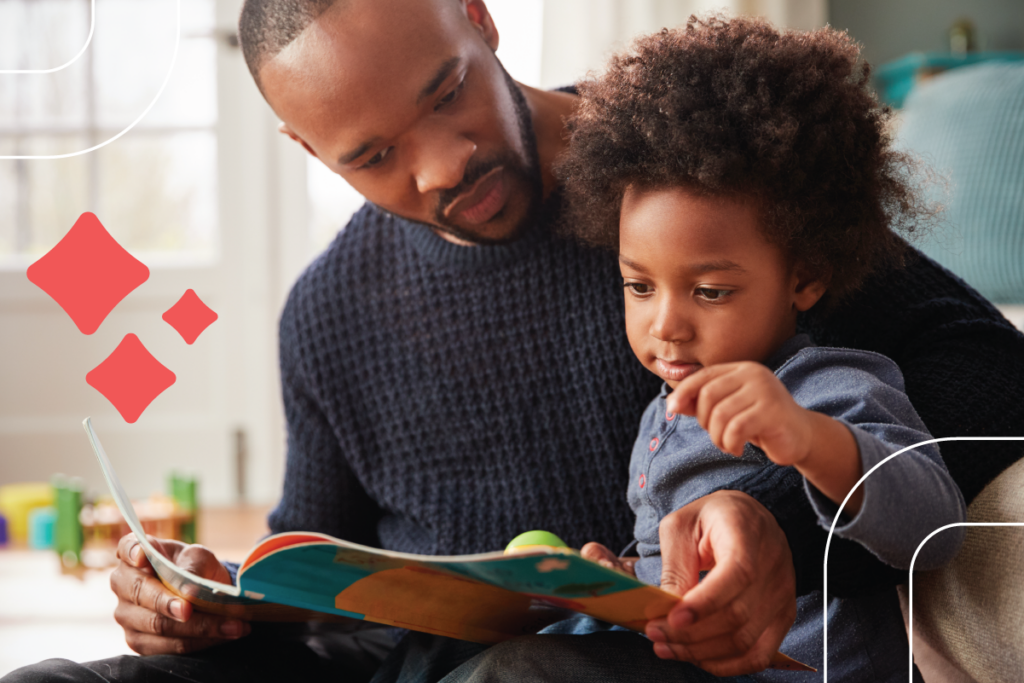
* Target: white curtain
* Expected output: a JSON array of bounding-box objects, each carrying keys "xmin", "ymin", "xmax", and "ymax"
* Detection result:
[{"xmin": 539, "ymin": 0, "xmax": 828, "ymax": 88}]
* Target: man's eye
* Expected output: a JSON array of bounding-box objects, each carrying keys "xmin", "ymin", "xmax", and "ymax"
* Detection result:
[
  {"xmin": 435, "ymin": 79, "xmax": 465, "ymax": 111},
  {"xmin": 624, "ymin": 282, "xmax": 652, "ymax": 296},
  {"xmin": 361, "ymin": 147, "xmax": 392, "ymax": 169},
  {"xmin": 696, "ymin": 287, "xmax": 731, "ymax": 301}
]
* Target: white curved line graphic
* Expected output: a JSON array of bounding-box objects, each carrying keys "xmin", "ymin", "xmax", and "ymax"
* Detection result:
[
  {"xmin": 822, "ymin": 436, "xmax": 1024, "ymax": 681},
  {"xmin": 0, "ymin": 0, "xmax": 179, "ymax": 160},
  {"xmin": 0, "ymin": 0, "xmax": 95, "ymax": 74},
  {"xmin": 907, "ymin": 521, "xmax": 1024, "ymax": 682}
]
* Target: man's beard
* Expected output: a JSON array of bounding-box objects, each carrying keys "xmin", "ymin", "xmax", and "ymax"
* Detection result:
[{"xmin": 429, "ymin": 66, "xmax": 544, "ymax": 245}]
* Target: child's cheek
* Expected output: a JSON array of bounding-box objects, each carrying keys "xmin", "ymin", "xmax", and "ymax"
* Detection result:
[{"xmin": 623, "ymin": 299, "xmax": 655, "ymax": 372}]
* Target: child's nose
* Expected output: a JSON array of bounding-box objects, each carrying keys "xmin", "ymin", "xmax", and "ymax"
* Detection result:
[{"xmin": 650, "ymin": 299, "xmax": 694, "ymax": 343}]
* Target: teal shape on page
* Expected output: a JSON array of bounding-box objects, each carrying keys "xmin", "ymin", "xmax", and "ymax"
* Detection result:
[{"xmin": 239, "ymin": 545, "xmax": 373, "ymax": 618}]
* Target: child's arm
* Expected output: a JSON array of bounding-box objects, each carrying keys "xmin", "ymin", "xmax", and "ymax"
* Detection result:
[
  {"xmin": 666, "ymin": 362, "xmax": 865, "ymax": 513},
  {"xmin": 667, "ymin": 354, "xmax": 967, "ymax": 571}
]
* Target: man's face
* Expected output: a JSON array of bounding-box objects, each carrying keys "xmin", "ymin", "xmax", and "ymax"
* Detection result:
[{"xmin": 259, "ymin": 0, "xmax": 542, "ymax": 244}]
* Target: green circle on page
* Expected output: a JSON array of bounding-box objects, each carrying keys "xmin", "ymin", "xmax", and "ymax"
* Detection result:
[{"xmin": 505, "ymin": 530, "xmax": 568, "ymax": 551}]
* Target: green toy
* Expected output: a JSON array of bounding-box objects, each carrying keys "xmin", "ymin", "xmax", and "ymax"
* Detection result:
[{"xmin": 504, "ymin": 530, "xmax": 569, "ymax": 554}]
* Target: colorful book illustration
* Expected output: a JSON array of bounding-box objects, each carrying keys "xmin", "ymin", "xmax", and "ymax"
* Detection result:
[{"xmin": 83, "ymin": 417, "xmax": 813, "ymax": 671}]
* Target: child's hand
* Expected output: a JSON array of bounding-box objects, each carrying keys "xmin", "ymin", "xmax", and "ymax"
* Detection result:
[
  {"xmin": 666, "ymin": 362, "xmax": 813, "ymax": 467},
  {"xmin": 581, "ymin": 542, "xmax": 638, "ymax": 577}
]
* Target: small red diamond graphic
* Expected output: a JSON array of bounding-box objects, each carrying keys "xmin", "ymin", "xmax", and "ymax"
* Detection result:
[
  {"xmin": 27, "ymin": 212, "xmax": 149, "ymax": 335},
  {"xmin": 86, "ymin": 334, "xmax": 176, "ymax": 423},
  {"xmin": 162, "ymin": 289, "xmax": 218, "ymax": 344}
]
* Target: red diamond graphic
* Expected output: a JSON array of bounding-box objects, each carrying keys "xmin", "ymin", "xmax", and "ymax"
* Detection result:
[
  {"xmin": 162, "ymin": 289, "xmax": 218, "ymax": 344},
  {"xmin": 86, "ymin": 334, "xmax": 176, "ymax": 423},
  {"xmin": 27, "ymin": 212, "xmax": 149, "ymax": 335}
]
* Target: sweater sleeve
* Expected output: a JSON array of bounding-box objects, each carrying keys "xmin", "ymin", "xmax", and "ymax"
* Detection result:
[
  {"xmin": 784, "ymin": 349, "xmax": 967, "ymax": 572},
  {"xmin": 727, "ymin": 250, "xmax": 1024, "ymax": 597},
  {"xmin": 267, "ymin": 287, "xmax": 382, "ymax": 544}
]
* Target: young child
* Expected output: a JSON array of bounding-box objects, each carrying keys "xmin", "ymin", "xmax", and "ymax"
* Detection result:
[{"xmin": 557, "ymin": 16, "xmax": 967, "ymax": 682}]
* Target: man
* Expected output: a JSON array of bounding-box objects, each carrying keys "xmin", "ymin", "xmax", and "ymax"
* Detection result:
[{"xmin": 8, "ymin": 0, "xmax": 1023, "ymax": 681}]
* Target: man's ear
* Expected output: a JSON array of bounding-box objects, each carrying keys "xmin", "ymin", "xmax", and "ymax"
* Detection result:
[
  {"xmin": 463, "ymin": 0, "xmax": 499, "ymax": 52},
  {"xmin": 792, "ymin": 267, "xmax": 829, "ymax": 312},
  {"xmin": 278, "ymin": 122, "xmax": 318, "ymax": 159}
]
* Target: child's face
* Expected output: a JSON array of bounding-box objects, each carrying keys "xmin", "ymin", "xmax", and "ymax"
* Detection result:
[{"xmin": 619, "ymin": 186, "xmax": 824, "ymax": 388}]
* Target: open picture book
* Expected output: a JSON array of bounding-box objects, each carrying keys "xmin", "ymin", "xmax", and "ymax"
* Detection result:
[{"xmin": 84, "ymin": 417, "xmax": 812, "ymax": 671}]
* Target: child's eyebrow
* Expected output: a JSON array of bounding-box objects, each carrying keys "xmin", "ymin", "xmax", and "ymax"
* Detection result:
[
  {"xmin": 690, "ymin": 260, "xmax": 746, "ymax": 274},
  {"xmin": 618, "ymin": 254, "xmax": 649, "ymax": 273}
]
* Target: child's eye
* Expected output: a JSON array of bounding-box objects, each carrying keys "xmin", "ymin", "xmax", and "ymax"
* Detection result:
[
  {"xmin": 624, "ymin": 282, "xmax": 652, "ymax": 296},
  {"xmin": 696, "ymin": 287, "xmax": 732, "ymax": 302},
  {"xmin": 435, "ymin": 79, "xmax": 465, "ymax": 111},
  {"xmin": 361, "ymin": 147, "xmax": 392, "ymax": 169}
]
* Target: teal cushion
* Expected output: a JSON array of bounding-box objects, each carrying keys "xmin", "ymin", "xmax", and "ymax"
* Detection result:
[{"xmin": 897, "ymin": 62, "xmax": 1024, "ymax": 303}]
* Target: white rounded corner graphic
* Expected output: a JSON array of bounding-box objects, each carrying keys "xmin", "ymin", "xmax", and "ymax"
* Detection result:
[
  {"xmin": 0, "ymin": 0, "xmax": 180, "ymax": 160},
  {"xmin": 820, "ymin": 436, "xmax": 1024, "ymax": 681},
  {"xmin": 0, "ymin": 0, "xmax": 95, "ymax": 74}
]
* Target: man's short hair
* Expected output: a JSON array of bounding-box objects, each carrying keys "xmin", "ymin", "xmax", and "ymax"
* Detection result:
[{"xmin": 238, "ymin": 0, "xmax": 338, "ymax": 93}]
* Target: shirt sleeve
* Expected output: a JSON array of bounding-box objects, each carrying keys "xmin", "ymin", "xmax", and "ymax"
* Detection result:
[{"xmin": 782, "ymin": 348, "xmax": 967, "ymax": 572}]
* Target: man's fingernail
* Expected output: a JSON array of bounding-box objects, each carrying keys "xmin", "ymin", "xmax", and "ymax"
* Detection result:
[
  {"xmin": 168, "ymin": 599, "xmax": 184, "ymax": 620},
  {"xmin": 220, "ymin": 621, "xmax": 243, "ymax": 638},
  {"xmin": 129, "ymin": 545, "xmax": 141, "ymax": 562}
]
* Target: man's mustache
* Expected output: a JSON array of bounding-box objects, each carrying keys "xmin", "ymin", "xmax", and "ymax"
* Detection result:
[{"xmin": 435, "ymin": 156, "xmax": 509, "ymax": 220}]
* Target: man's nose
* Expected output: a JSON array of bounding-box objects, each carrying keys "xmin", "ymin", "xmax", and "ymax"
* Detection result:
[
  {"xmin": 413, "ymin": 133, "xmax": 477, "ymax": 195},
  {"xmin": 650, "ymin": 297, "xmax": 694, "ymax": 343}
]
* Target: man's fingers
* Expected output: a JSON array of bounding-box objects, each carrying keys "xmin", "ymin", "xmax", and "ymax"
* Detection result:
[
  {"xmin": 116, "ymin": 534, "xmax": 151, "ymax": 569},
  {"xmin": 114, "ymin": 602, "xmax": 248, "ymax": 640},
  {"xmin": 680, "ymin": 523, "xmax": 756, "ymax": 620},
  {"xmin": 657, "ymin": 511, "xmax": 702, "ymax": 598},
  {"xmin": 110, "ymin": 562, "xmax": 192, "ymax": 623},
  {"xmin": 176, "ymin": 544, "xmax": 233, "ymax": 584},
  {"xmin": 687, "ymin": 617, "xmax": 792, "ymax": 678}
]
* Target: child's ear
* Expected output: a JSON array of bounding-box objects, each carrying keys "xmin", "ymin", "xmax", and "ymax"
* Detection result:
[{"xmin": 791, "ymin": 267, "xmax": 829, "ymax": 312}]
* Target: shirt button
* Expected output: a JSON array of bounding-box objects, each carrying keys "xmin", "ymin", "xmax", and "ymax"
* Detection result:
[
  {"xmin": 649, "ymin": 437, "xmax": 659, "ymax": 451},
  {"xmin": 639, "ymin": 473, "xmax": 646, "ymax": 489},
  {"xmin": 666, "ymin": 411, "xmax": 675, "ymax": 421}
]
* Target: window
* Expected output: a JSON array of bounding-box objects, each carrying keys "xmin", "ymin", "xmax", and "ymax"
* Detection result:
[{"xmin": 0, "ymin": 0, "xmax": 218, "ymax": 266}]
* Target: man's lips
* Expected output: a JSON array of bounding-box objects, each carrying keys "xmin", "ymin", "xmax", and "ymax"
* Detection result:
[
  {"xmin": 442, "ymin": 166, "xmax": 507, "ymax": 225},
  {"xmin": 655, "ymin": 359, "xmax": 702, "ymax": 383}
]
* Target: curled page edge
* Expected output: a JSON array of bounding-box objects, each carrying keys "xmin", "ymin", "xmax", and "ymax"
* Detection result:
[{"xmin": 81, "ymin": 417, "xmax": 246, "ymax": 602}]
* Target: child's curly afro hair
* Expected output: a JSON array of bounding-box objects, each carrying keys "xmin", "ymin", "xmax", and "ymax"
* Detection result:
[{"xmin": 558, "ymin": 15, "xmax": 932, "ymax": 303}]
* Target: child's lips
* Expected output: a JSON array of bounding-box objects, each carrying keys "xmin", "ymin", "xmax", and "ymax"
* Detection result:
[{"xmin": 655, "ymin": 359, "xmax": 702, "ymax": 382}]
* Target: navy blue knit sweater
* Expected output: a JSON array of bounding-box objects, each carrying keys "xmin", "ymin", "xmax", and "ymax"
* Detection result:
[{"xmin": 270, "ymin": 197, "xmax": 1024, "ymax": 596}]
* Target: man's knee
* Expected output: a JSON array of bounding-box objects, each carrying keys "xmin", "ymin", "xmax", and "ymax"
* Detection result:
[{"xmin": 1, "ymin": 658, "xmax": 111, "ymax": 683}]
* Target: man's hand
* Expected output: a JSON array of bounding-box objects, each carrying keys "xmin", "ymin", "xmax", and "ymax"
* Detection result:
[
  {"xmin": 110, "ymin": 533, "xmax": 251, "ymax": 655},
  {"xmin": 579, "ymin": 542, "xmax": 638, "ymax": 577},
  {"xmin": 645, "ymin": 490, "xmax": 796, "ymax": 677}
]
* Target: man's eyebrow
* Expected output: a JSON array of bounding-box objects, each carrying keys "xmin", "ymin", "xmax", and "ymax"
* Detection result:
[
  {"xmin": 417, "ymin": 56, "xmax": 461, "ymax": 104},
  {"xmin": 338, "ymin": 139, "xmax": 379, "ymax": 167}
]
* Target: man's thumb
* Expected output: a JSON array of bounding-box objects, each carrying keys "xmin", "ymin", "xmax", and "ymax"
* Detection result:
[{"xmin": 658, "ymin": 511, "xmax": 701, "ymax": 597}]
